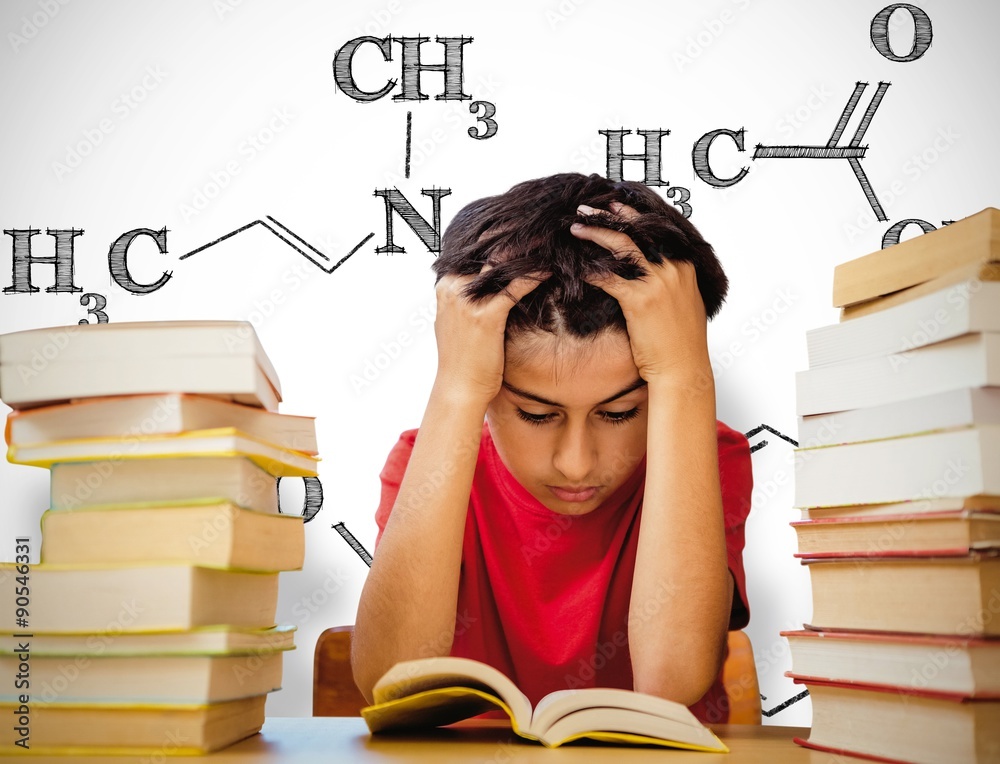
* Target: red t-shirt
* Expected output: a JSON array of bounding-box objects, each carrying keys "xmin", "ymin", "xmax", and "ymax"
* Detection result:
[{"xmin": 374, "ymin": 419, "xmax": 752, "ymax": 724}]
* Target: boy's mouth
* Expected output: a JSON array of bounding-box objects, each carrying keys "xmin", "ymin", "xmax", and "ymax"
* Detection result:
[{"xmin": 548, "ymin": 485, "xmax": 599, "ymax": 502}]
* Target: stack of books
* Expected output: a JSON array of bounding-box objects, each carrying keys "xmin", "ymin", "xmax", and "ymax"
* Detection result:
[
  {"xmin": 0, "ymin": 321, "xmax": 318, "ymax": 755},
  {"xmin": 787, "ymin": 209, "xmax": 1000, "ymax": 764}
]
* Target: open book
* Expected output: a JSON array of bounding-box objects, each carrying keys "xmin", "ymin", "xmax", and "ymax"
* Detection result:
[{"xmin": 360, "ymin": 656, "xmax": 727, "ymax": 751}]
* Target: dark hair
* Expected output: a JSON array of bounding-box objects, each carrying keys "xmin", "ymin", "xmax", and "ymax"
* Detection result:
[{"xmin": 433, "ymin": 173, "xmax": 728, "ymax": 340}]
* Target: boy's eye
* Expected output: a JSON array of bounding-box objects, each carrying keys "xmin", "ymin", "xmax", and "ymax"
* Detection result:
[
  {"xmin": 514, "ymin": 407, "xmax": 641, "ymax": 426},
  {"xmin": 600, "ymin": 407, "xmax": 641, "ymax": 425},
  {"xmin": 515, "ymin": 409, "xmax": 554, "ymax": 426}
]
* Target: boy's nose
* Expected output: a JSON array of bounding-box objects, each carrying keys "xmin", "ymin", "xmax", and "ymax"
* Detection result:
[{"xmin": 552, "ymin": 422, "xmax": 597, "ymax": 483}]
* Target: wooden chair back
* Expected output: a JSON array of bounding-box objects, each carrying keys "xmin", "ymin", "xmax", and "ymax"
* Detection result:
[
  {"xmin": 313, "ymin": 626, "xmax": 761, "ymax": 723},
  {"xmin": 313, "ymin": 626, "xmax": 367, "ymax": 716},
  {"xmin": 723, "ymin": 629, "xmax": 762, "ymax": 724}
]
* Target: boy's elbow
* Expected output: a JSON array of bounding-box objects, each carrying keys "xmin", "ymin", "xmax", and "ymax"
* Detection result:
[
  {"xmin": 349, "ymin": 620, "xmax": 456, "ymax": 706},
  {"xmin": 633, "ymin": 638, "xmax": 727, "ymax": 707},
  {"xmin": 633, "ymin": 670, "xmax": 716, "ymax": 708}
]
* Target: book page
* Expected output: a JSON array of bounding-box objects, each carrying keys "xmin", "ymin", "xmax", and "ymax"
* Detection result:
[{"xmin": 531, "ymin": 687, "xmax": 705, "ymax": 733}]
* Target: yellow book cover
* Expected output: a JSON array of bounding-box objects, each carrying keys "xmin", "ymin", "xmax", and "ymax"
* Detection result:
[
  {"xmin": 7, "ymin": 427, "xmax": 318, "ymax": 477},
  {"xmin": 5, "ymin": 392, "xmax": 317, "ymax": 454},
  {"xmin": 0, "ymin": 624, "xmax": 296, "ymax": 656}
]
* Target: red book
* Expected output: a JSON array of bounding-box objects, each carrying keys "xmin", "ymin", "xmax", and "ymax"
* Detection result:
[
  {"xmin": 790, "ymin": 675, "xmax": 1000, "ymax": 764},
  {"xmin": 791, "ymin": 510, "xmax": 1000, "ymax": 558},
  {"xmin": 782, "ymin": 629, "xmax": 1000, "ymax": 696},
  {"xmin": 801, "ymin": 553, "xmax": 1000, "ymax": 636}
]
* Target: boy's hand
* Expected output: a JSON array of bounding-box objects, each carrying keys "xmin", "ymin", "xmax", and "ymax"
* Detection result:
[
  {"xmin": 570, "ymin": 202, "xmax": 711, "ymax": 385},
  {"xmin": 433, "ymin": 265, "xmax": 548, "ymax": 404}
]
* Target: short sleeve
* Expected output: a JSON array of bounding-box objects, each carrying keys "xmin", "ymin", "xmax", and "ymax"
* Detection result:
[
  {"xmin": 373, "ymin": 429, "xmax": 419, "ymax": 549},
  {"xmin": 717, "ymin": 421, "xmax": 752, "ymax": 630}
]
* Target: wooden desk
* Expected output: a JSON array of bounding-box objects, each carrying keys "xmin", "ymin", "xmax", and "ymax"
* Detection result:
[{"xmin": 20, "ymin": 718, "xmax": 845, "ymax": 763}]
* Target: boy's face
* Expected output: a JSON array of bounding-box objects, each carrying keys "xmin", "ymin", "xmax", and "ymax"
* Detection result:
[{"xmin": 485, "ymin": 329, "xmax": 648, "ymax": 516}]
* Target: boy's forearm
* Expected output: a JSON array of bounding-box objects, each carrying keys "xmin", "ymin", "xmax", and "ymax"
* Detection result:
[
  {"xmin": 352, "ymin": 381, "xmax": 489, "ymax": 702},
  {"xmin": 629, "ymin": 370, "xmax": 731, "ymax": 705}
]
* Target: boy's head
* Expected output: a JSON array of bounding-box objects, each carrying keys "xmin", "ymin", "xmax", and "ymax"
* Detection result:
[
  {"xmin": 433, "ymin": 172, "xmax": 728, "ymax": 344},
  {"xmin": 433, "ymin": 173, "xmax": 729, "ymax": 517}
]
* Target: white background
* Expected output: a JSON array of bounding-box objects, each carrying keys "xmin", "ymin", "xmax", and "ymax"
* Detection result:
[{"xmin": 0, "ymin": 0, "xmax": 998, "ymax": 724}]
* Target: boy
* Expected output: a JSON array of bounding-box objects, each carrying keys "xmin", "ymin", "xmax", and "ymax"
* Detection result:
[{"xmin": 352, "ymin": 172, "xmax": 752, "ymax": 723}]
